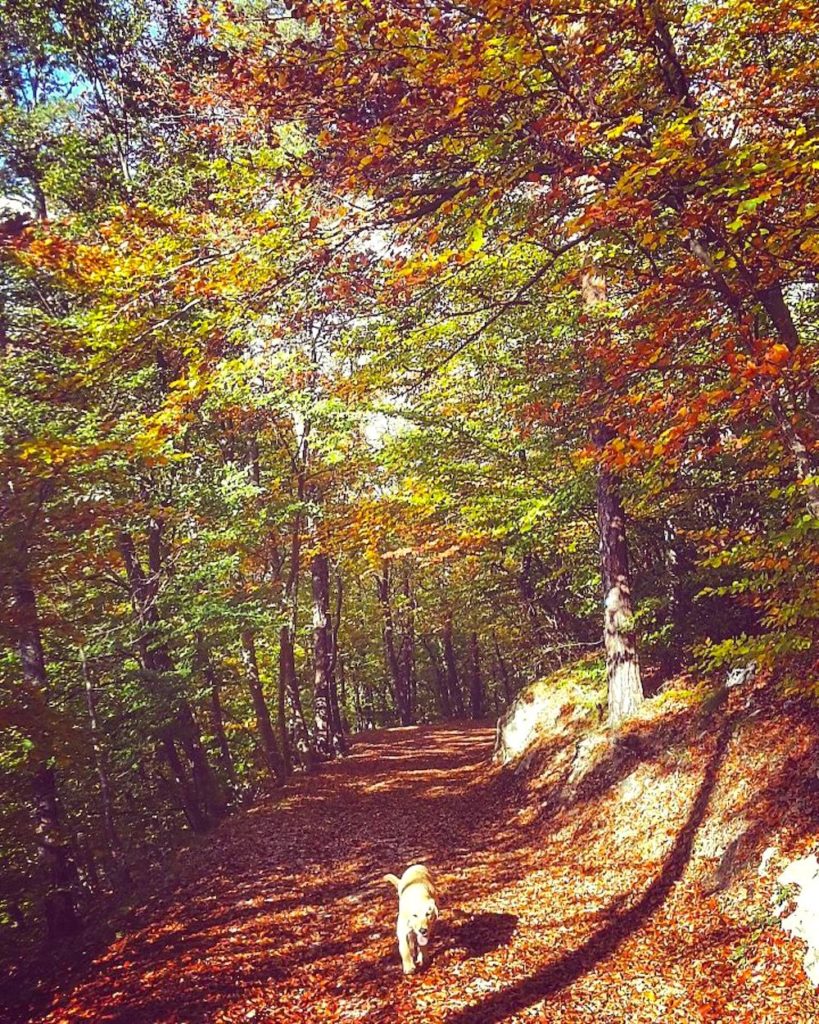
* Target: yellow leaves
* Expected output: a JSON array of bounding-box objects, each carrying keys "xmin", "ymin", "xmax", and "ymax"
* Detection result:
[
  {"xmin": 477, "ymin": 83, "xmax": 492, "ymax": 99},
  {"xmin": 605, "ymin": 112, "xmax": 643, "ymax": 140},
  {"xmin": 18, "ymin": 438, "xmax": 81, "ymax": 469},
  {"xmin": 450, "ymin": 94, "xmax": 470, "ymax": 118},
  {"xmin": 466, "ymin": 219, "xmax": 486, "ymax": 252}
]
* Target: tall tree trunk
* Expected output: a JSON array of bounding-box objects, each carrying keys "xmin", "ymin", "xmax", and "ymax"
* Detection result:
[
  {"xmin": 276, "ymin": 640, "xmax": 291, "ymax": 774},
  {"xmin": 468, "ymin": 632, "xmax": 484, "ymax": 719},
  {"xmin": 176, "ymin": 703, "xmax": 227, "ymax": 821},
  {"xmin": 311, "ymin": 552, "xmax": 345, "ymax": 756},
  {"xmin": 279, "ymin": 624, "xmax": 310, "ymax": 763},
  {"xmin": 117, "ymin": 529, "xmax": 219, "ymax": 829},
  {"xmin": 422, "ymin": 636, "xmax": 451, "ymax": 717},
  {"xmin": 31, "ymin": 765, "xmax": 80, "ymax": 937},
  {"xmin": 492, "ymin": 632, "xmax": 514, "ymax": 703},
  {"xmin": 280, "ymin": 507, "xmax": 312, "ymax": 763},
  {"xmin": 199, "ymin": 643, "xmax": 239, "ymax": 789},
  {"xmin": 377, "ymin": 569, "xmax": 413, "ymax": 725},
  {"xmin": 80, "ymin": 649, "xmax": 129, "ymax": 889},
  {"xmin": 158, "ymin": 730, "xmax": 209, "ymax": 832},
  {"xmin": 595, "ymin": 427, "xmax": 644, "ymax": 725},
  {"xmin": 401, "ymin": 569, "xmax": 418, "ymax": 721},
  {"xmin": 11, "ymin": 544, "xmax": 80, "ymax": 938},
  {"xmin": 327, "ymin": 572, "xmax": 348, "ymax": 752},
  {"xmin": 582, "ymin": 264, "xmax": 644, "ymax": 725},
  {"xmin": 442, "ymin": 613, "xmax": 464, "ymax": 717},
  {"xmin": 240, "ymin": 630, "xmax": 285, "ymax": 784}
]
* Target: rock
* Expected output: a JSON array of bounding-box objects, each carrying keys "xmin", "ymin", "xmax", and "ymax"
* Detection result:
[
  {"xmin": 493, "ymin": 682, "xmax": 590, "ymax": 766},
  {"xmin": 725, "ymin": 661, "xmax": 757, "ymax": 689},
  {"xmin": 567, "ymin": 733, "xmax": 610, "ymax": 786},
  {"xmin": 776, "ymin": 853, "xmax": 819, "ymax": 987}
]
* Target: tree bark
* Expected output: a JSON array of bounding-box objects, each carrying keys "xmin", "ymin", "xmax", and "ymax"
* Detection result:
[
  {"xmin": 80, "ymin": 649, "xmax": 130, "ymax": 889},
  {"xmin": 492, "ymin": 632, "xmax": 514, "ymax": 703},
  {"xmin": 199, "ymin": 642, "xmax": 239, "ymax": 789},
  {"xmin": 31, "ymin": 765, "xmax": 80, "ymax": 937},
  {"xmin": 401, "ymin": 569, "xmax": 418, "ymax": 720},
  {"xmin": 422, "ymin": 635, "xmax": 452, "ymax": 717},
  {"xmin": 158, "ymin": 730, "xmax": 208, "ymax": 832},
  {"xmin": 468, "ymin": 632, "xmax": 484, "ymax": 719},
  {"xmin": 240, "ymin": 630, "xmax": 285, "ymax": 784},
  {"xmin": 595, "ymin": 427, "xmax": 644, "ymax": 725},
  {"xmin": 117, "ymin": 529, "xmax": 220, "ymax": 828},
  {"xmin": 279, "ymin": 508, "xmax": 312, "ymax": 764},
  {"xmin": 327, "ymin": 572, "xmax": 348, "ymax": 751},
  {"xmin": 311, "ymin": 552, "xmax": 344, "ymax": 756},
  {"xmin": 176, "ymin": 702, "xmax": 227, "ymax": 821},
  {"xmin": 10, "ymin": 542, "xmax": 80, "ymax": 938},
  {"xmin": 442, "ymin": 613, "xmax": 464, "ymax": 717},
  {"xmin": 377, "ymin": 569, "xmax": 413, "ymax": 725}
]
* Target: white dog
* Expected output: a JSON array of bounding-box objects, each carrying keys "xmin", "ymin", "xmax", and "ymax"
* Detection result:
[{"xmin": 383, "ymin": 864, "xmax": 439, "ymax": 974}]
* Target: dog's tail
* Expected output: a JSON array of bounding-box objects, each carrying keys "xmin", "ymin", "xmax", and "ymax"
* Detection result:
[{"xmin": 382, "ymin": 873, "xmax": 401, "ymax": 890}]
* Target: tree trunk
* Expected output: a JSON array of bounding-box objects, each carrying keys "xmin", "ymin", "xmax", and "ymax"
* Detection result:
[
  {"xmin": 468, "ymin": 632, "xmax": 484, "ymax": 719},
  {"xmin": 377, "ymin": 569, "xmax": 413, "ymax": 725},
  {"xmin": 280, "ymin": 510, "xmax": 312, "ymax": 764},
  {"xmin": 200, "ymin": 645, "xmax": 239, "ymax": 789},
  {"xmin": 279, "ymin": 624, "xmax": 311, "ymax": 764},
  {"xmin": 311, "ymin": 553, "xmax": 345, "ymax": 756},
  {"xmin": 240, "ymin": 630, "xmax": 285, "ymax": 784},
  {"xmin": 176, "ymin": 703, "xmax": 227, "ymax": 821},
  {"xmin": 442, "ymin": 613, "xmax": 464, "ymax": 717},
  {"xmin": 117, "ymin": 529, "xmax": 219, "ymax": 828},
  {"xmin": 492, "ymin": 632, "xmax": 514, "ymax": 703},
  {"xmin": 158, "ymin": 730, "xmax": 209, "ymax": 832},
  {"xmin": 80, "ymin": 649, "xmax": 130, "ymax": 889},
  {"xmin": 327, "ymin": 573, "xmax": 348, "ymax": 752},
  {"xmin": 11, "ymin": 547, "xmax": 80, "ymax": 937},
  {"xmin": 401, "ymin": 570, "xmax": 418, "ymax": 721},
  {"xmin": 422, "ymin": 635, "xmax": 451, "ymax": 717},
  {"xmin": 31, "ymin": 765, "xmax": 80, "ymax": 938},
  {"xmin": 595, "ymin": 428, "xmax": 644, "ymax": 725}
]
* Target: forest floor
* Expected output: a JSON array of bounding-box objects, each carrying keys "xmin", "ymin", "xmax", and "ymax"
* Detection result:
[{"xmin": 7, "ymin": 678, "xmax": 819, "ymax": 1024}]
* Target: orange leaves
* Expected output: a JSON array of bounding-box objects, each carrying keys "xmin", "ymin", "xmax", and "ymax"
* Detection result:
[
  {"xmin": 762, "ymin": 342, "xmax": 790, "ymax": 368},
  {"xmin": 29, "ymin": 685, "xmax": 819, "ymax": 1024}
]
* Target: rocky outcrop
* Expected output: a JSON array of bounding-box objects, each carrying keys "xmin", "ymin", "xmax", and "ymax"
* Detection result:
[
  {"xmin": 777, "ymin": 853, "xmax": 819, "ymax": 987},
  {"xmin": 493, "ymin": 679, "xmax": 593, "ymax": 766}
]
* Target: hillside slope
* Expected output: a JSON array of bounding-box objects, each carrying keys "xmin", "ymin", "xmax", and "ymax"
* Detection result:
[{"xmin": 6, "ymin": 677, "xmax": 819, "ymax": 1024}]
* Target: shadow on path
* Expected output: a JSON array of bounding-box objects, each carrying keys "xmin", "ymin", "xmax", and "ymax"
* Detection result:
[{"xmin": 443, "ymin": 714, "xmax": 737, "ymax": 1024}]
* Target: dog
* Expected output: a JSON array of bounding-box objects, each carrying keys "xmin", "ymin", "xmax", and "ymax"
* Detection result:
[{"xmin": 383, "ymin": 864, "xmax": 439, "ymax": 974}]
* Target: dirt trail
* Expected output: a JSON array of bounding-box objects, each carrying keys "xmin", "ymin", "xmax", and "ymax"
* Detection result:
[{"xmin": 15, "ymin": 719, "xmax": 818, "ymax": 1023}]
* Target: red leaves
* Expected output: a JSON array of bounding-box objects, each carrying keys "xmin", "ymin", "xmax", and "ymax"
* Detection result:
[{"xmin": 27, "ymin": 704, "xmax": 819, "ymax": 1024}]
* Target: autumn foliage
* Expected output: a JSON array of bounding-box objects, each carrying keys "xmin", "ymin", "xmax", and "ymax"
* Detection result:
[{"xmin": 0, "ymin": 0, "xmax": 817, "ymax": 1016}]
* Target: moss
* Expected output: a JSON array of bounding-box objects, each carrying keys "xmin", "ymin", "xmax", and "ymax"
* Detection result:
[{"xmin": 518, "ymin": 654, "xmax": 607, "ymax": 710}]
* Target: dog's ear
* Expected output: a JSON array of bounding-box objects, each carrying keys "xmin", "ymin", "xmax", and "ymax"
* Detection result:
[{"xmin": 430, "ymin": 901, "xmax": 439, "ymax": 921}]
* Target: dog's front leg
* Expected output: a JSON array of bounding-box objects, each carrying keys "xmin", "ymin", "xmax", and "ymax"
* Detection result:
[{"xmin": 398, "ymin": 927, "xmax": 416, "ymax": 975}]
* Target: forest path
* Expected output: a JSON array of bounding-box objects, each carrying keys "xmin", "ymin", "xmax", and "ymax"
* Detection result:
[{"xmin": 23, "ymin": 720, "xmax": 810, "ymax": 1024}]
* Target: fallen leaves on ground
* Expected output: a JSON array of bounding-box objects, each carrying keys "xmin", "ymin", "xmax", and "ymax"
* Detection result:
[{"xmin": 10, "ymin": 686, "xmax": 819, "ymax": 1023}]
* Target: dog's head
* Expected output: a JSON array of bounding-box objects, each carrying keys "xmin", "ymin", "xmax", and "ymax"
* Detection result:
[{"xmin": 410, "ymin": 899, "xmax": 439, "ymax": 946}]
